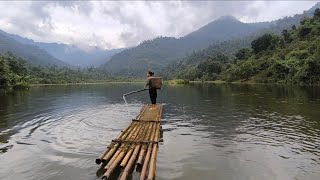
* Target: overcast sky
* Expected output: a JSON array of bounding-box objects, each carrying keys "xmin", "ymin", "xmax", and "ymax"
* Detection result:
[{"xmin": 0, "ymin": 1, "xmax": 318, "ymax": 50}]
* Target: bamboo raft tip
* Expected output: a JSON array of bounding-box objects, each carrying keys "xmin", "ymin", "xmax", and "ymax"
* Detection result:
[
  {"xmin": 95, "ymin": 104, "xmax": 163, "ymax": 180},
  {"xmin": 96, "ymin": 159, "xmax": 101, "ymax": 165}
]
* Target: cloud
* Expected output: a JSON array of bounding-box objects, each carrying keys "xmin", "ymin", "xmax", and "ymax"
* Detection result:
[{"xmin": 0, "ymin": 1, "xmax": 318, "ymax": 49}]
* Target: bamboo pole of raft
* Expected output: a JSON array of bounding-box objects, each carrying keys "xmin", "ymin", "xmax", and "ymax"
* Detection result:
[
  {"xmin": 157, "ymin": 105, "xmax": 163, "ymax": 120},
  {"xmin": 102, "ymin": 125, "xmax": 134, "ymax": 163},
  {"xmin": 105, "ymin": 123, "xmax": 147, "ymax": 179},
  {"xmin": 96, "ymin": 123, "xmax": 133, "ymax": 164},
  {"xmin": 120, "ymin": 145, "xmax": 140, "ymax": 180},
  {"xmin": 104, "ymin": 122, "xmax": 141, "ymax": 170},
  {"xmin": 101, "ymin": 123, "xmax": 135, "ymax": 163},
  {"xmin": 120, "ymin": 123, "xmax": 145, "ymax": 180},
  {"xmin": 103, "ymin": 150, "xmax": 126, "ymax": 179},
  {"xmin": 140, "ymin": 123, "xmax": 157, "ymax": 180},
  {"xmin": 120, "ymin": 122, "xmax": 148, "ymax": 167},
  {"xmin": 136, "ymin": 123, "xmax": 153, "ymax": 166},
  {"xmin": 103, "ymin": 122, "xmax": 137, "ymax": 162},
  {"xmin": 139, "ymin": 123, "xmax": 157, "ymax": 179},
  {"xmin": 136, "ymin": 105, "xmax": 147, "ymax": 119},
  {"xmin": 119, "ymin": 123, "xmax": 150, "ymax": 180},
  {"xmin": 120, "ymin": 123, "xmax": 150, "ymax": 168},
  {"xmin": 104, "ymin": 149, "xmax": 121, "ymax": 170},
  {"xmin": 103, "ymin": 121, "xmax": 147, "ymax": 179},
  {"xmin": 120, "ymin": 122, "xmax": 149, "ymax": 167},
  {"xmin": 136, "ymin": 123, "xmax": 153, "ymax": 165},
  {"xmin": 148, "ymin": 124, "xmax": 160, "ymax": 180},
  {"xmin": 137, "ymin": 122, "xmax": 154, "ymax": 166},
  {"xmin": 120, "ymin": 145, "xmax": 134, "ymax": 167}
]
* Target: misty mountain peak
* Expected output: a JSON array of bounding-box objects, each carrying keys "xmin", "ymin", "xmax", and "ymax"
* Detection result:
[{"xmin": 216, "ymin": 15, "xmax": 240, "ymax": 22}]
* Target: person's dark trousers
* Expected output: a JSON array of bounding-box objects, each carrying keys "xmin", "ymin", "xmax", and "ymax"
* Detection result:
[{"xmin": 149, "ymin": 88, "xmax": 157, "ymax": 104}]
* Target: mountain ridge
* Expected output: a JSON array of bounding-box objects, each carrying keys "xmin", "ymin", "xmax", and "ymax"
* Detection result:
[
  {"xmin": 103, "ymin": 15, "xmax": 271, "ymax": 76},
  {"xmin": 0, "ymin": 30, "xmax": 68, "ymax": 67},
  {"xmin": 0, "ymin": 30, "xmax": 124, "ymax": 67},
  {"xmin": 102, "ymin": 2, "xmax": 320, "ymax": 77}
]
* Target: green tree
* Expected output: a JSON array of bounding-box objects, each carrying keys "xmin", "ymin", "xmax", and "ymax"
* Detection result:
[
  {"xmin": 239, "ymin": 61, "xmax": 255, "ymax": 80},
  {"xmin": 235, "ymin": 48, "xmax": 252, "ymax": 60},
  {"xmin": 251, "ymin": 34, "xmax": 279, "ymax": 54},
  {"xmin": 0, "ymin": 56, "xmax": 13, "ymax": 90},
  {"xmin": 281, "ymin": 29, "xmax": 293, "ymax": 43},
  {"xmin": 198, "ymin": 60, "xmax": 222, "ymax": 75},
  {"xmin": 313, "ymin": 8, "xmax": 320, "ymax": 19},
  {"xmin": 299, "ymin": 26, "xmax": 312, "ymax": 38},
  {"xmin": 315, "ymin": 43, "xmax": 320, "ymax": 62}
]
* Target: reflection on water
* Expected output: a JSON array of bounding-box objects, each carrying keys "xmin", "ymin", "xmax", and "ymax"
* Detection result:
[{"xmin": 0, "ymin": 83, "xmax": 320, "ymax": 180}]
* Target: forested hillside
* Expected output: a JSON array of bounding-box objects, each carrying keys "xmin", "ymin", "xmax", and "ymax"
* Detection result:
[
  {"xmin": 103, "ymin": 16, "xmax": 270, "ymax": 76},
  {"xmin": 175, "ymin": 9, "xmax": 320, "ymax": 85},
  {"xmin": 222, "ymin": 9, "xmax": 320, "ymax": 85},
  {"xmin": 0, "ymin": 53, "xmax": 120, "ymax": 92},
  {"xmin": 0, "ymin": 31, "xmax": 67, "ymax": 67},
  {"xmin": 163, "ymin": 3, "xmax": 320, "ymax": 79},
  {"xmin": 103, "ymin": 3, "xmax": 320, "ymax": 77}
]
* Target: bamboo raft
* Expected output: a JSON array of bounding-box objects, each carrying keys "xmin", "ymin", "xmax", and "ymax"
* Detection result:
[{"xmin": 96, "ymin": 104, "xmax": 163, "ymax": 180}]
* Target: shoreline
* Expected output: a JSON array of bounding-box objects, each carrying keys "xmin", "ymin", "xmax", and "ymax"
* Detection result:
[
  {"xmin": 30, "ymin": 81, "xmax": 145, "ymax": 86},
  {"xmin": 189, "ymin": 80, "xmax": 262, "ymax": 84},
  {"xmin": 28, "ymin": 80, "xmax": 320, "ymax": 87}
]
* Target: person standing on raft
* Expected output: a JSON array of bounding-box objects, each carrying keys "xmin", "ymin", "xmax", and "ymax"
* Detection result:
[{"xmin": 145, "ymin": 71, "xmax": 157, "ymax": 108}]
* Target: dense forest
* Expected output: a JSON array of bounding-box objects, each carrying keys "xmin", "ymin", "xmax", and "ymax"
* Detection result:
[
  {"xmin": 0, "ymin": 52, "xmax": 132, "ymax": 92},
  {"xmin": 173, "ymin": 9, "xmax": 320, "ymax": 85}
]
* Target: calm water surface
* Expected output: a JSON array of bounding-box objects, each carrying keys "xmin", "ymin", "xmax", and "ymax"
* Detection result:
[{"xmin": 0, "ymin": 83, "xmax": 320, "ymax": 180}]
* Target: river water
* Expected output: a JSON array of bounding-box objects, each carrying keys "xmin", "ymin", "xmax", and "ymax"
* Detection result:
[{"xmin": 0, "ymin": 83, "xmax": 319, "ymax": 180}]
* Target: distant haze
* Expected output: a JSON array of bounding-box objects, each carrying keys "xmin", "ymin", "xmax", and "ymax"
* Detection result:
[{"xmin": 0, "ymin": 1, "xmax": 318, "ymax": 49}]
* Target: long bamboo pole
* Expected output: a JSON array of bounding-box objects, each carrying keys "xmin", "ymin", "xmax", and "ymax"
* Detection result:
[
  {"xmin": 106, "ymin": 121, "xmax": 144, "ymax": 169},
  {"xmin": 137, "ymin": 122, "xmax": 154, "ymax": 166},
  {"xmin": 102, "ymin": 122, "xmax": 137, "ymax": 163},
  {"xmin": 148, "ymin": 124, "xmax": 160, "ymax": 180},
  {"xmin": 120, "ymin": 145, "xmax": 134, "ymax": 167},
  {"xmin": 104, "ymin": 148, "xmax": 121, "ymax": 170},
  {"xmin": 119, "ymin": 122, "xmax": 150, "ymax": 180},
  {"xmin": 120, "ymin": 122, "xmax": 147, "ymax": 167},
  {"xmin": 119, "ymin": 145, "xmax": 141, "ymax": 180},
  {"xmin": 102, "ymin": 151, "xmax": 126, "ymax": 179},
  {"xmin": 157, "ymin": 105, "xmax": 163, "ymax": 121},
  {"xmin": 140, "ymin": 123, "xmax": 157, "ymax": 180},
  {"xmin": 136, "ymin": 104, "xmax": 148, "ymax": 120},
  {"xmin": 103, "ymin": 122, "xmax": 143, "ymax": 179},
  {"xmin": 96, "ymin": 123, "xmax": 133, "ymax": 164},
  {"xmin": 121, "ymin": 122, "xmax": 149, "ymax": 166}
]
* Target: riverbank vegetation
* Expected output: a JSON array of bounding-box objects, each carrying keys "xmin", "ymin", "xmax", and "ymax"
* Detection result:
[
  {"xmin": 0, "ymin": 53, "xmax": 29, "ymax": 92},
  {"xmin": 0, "ymin": 53, "xmax": 140, "ymax": 92},
  {"xmin": 171, "ymin": 9, "xmax": 320, "ymax": 86}
]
